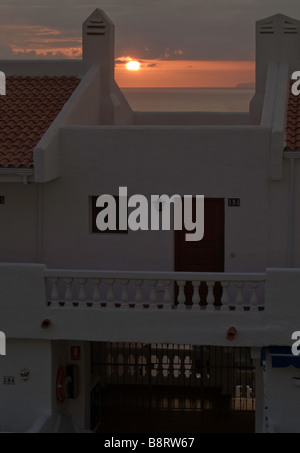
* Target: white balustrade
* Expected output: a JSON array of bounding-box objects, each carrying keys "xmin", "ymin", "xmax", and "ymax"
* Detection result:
[{"xmin": 44, "ymin": 270, "xmax": 265, "ymax": 312}]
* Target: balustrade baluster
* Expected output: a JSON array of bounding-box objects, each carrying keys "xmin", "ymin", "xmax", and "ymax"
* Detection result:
[
  {"xmin": 64, "ymin": 278, "xmax": 73, "ymax": 307},
  {"xmin": 78, "ymin": 278, "xmax": 87, "ymax": 307},
  {"xmin": 49, "ymin": 277, "xmax": 59, "ymax": 307},
  {"xmin": 191, "ymin": 280, "xmax": 201, "ymax": 310},
  {"xmin": 235, "ymin": 281, "xmax": 245, "ymax": 311},
  {"xmin": 220, "ymin": 281, "xmax": 229, "ymax": 311},
  {"xmin": 162, "ymin": 280, "xmax": 172, "ymax": 310},
  {"xmin": 250, "ymin": 281, "xmax": 259, "ymax": 311},
  {"xmin": 134, "ymin": 280, "xmax": 143, "ymax": 308},
  {"xmin": 148, "ymin": 280, "xmax": 157, "ymax": 310},
  {"xmin": 206, "ymin": 281, "xmax": 215, "ymax": 311},
  {"xmin": 91, "ymin": 278, "xmax": 100, "ymax": 306},
  {"xmin": 105, "ymin": 279, "xmax": 115, "ymax": 308},
  {"xmin": 120, "ymin": 279, "xmax": 129, "ymax": 309},
  {"xmin": 176, "ymin": 280, "xmax": 186, "ymax": 310}
]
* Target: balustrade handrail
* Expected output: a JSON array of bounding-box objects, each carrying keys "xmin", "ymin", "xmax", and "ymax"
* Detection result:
[
  {"xmin": 44, "ymin": 269, "xmax": 266, "ymax": 312},
  {"xmin": 44, "ymin": 269, "xmax": 266, "ymax": 281}
]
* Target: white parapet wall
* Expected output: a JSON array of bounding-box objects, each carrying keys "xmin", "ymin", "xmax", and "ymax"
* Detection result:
[
  {"xmin": 0, "ymin": 263, "xmax": 298, "ymax": 347},
  {"xmin": 263, "ymin": 268, "xmax": 300, "ymax": 345}
]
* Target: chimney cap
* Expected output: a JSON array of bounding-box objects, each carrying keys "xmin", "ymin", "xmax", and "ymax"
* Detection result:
[{"xmin": 83, "ymin": 8, "xmax": 114, "ymax": 35}]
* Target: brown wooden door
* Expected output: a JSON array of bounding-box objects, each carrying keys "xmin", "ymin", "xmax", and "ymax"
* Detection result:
[{"xmin": 175, "ymin": 198, "xmax": 224, "ymax": 306}]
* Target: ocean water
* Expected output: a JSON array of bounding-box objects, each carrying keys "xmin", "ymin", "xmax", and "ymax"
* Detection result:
[{"xmin": 121, "ymin": 87, "xmax": 255, "ymax": 112}]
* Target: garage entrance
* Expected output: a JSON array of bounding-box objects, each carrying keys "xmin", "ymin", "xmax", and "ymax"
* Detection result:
[{"xmin": 90, "ymin": 342, "xmax": 255, "ymax": 433}]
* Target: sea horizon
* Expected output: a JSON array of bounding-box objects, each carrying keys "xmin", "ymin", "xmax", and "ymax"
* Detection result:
[
  {"xmin": 120, "ymin": 86, "xmax": 255, "ymax": 89},
  {"xmin": 120, "ymin": 86, "xmax": 255, "ymax": 112}
]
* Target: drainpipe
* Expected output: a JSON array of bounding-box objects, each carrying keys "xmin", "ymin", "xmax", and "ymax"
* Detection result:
[
  {"xmin": 285, "ymin": 152, "xmax": 300, "ymax": 267},
  {"xmin": 37, "ymin": 183, "xmax": 43, "ymax": 263},
  {"xmin": 287, "ymin": 157, "xmax": 295, "ymax": 267}
]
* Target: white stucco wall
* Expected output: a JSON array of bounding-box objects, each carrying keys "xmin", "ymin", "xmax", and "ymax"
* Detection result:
[
  {"xmin": 1, "ymin": 120, "xmax": 297, "ymax": 277},
  {"xmin": 0, "ymin": 183, "xmax": 38, "ymax": 262},
  {"xmin": 0, "ymin": 337, "xmax": 91, "ymax": 432},
  {"xmin": 260, "ymin": 269, "xmax": 300, "ymax": 432},
  {"xmin": 264, "ymin": 268, "xmax": 300, "ymax": 344},
  {"xmin": 287, "ymin": 157, "xmax": 300, "ymax": 268},
  {"xmin": 268, "ymin": 160, "xmax": 291, "ymax": 268},
  {"xmin": 0, "ymin": 339, "xmax": 52, "ymax": 432},
  {"xmin": 39, "ymin": 125, "xmax": 271, "ymax": 273}
]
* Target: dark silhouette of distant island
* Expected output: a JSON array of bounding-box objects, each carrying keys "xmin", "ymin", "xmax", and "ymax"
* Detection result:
[{"xmin": 235, "ymin": 82, "xmax": 255, "ymax": 88}]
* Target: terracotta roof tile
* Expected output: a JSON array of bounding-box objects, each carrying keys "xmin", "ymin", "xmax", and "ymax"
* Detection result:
[
  {"xmin": 0, "ymin": 76, "xmax": 80, "ymax": 169},
  {"xmin": 285, "ymin": 81, "xmax": 300, "ymax": 151}
]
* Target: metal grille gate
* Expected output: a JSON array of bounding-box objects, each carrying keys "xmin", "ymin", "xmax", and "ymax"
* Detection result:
[{"xmin": 91, "ymin": 343, "xmax": 255, "ymax": 432}]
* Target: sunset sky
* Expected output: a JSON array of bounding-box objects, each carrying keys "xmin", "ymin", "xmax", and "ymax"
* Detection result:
[{"xmin": 0, "ymin": 0, "xmax": 299, "ymax": 87}]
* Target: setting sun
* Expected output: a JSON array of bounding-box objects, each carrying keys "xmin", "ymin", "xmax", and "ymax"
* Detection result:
[
  {"xmin": 126, "ymin": 61, "xmax": 140, "ymax": 71},
  {"xmin": 116, "ymin": 59, "xmax": 255, "ymax": 88}
]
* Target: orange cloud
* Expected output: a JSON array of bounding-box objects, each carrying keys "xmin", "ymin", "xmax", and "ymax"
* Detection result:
[
  {"xmin": 12, "ymin": 47, "xmax": 81, "ymax": 58},
  {"xmin": 0, "ymin": 24, "xmax": 81, "ymax": 59}
]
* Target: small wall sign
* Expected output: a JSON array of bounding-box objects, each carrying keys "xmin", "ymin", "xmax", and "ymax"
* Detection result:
[
  {"xmin": 228, "ymin": 198, "xmax": 240, "ymax": 207},
  {"xmin": 3, "ymin": 376, "xmax": 15, "ymax": 385},
  {"xmin": 0, "ymin": 196, "xmax": 5, "ymax": 205}
]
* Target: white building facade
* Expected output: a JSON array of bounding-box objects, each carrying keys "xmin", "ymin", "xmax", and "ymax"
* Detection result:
[{"xmin": 0, "ymin": 10, "xmax": 300, "ymax": 433}]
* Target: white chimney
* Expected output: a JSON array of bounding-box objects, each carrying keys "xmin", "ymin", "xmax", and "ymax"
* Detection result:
[
  {"xmin": 250, "ymin": 14, "xmax": 300, "ymax": 123},
  {"xmin": 82, "ymin": 9, "xmax": 115, "ymax": 124}
]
